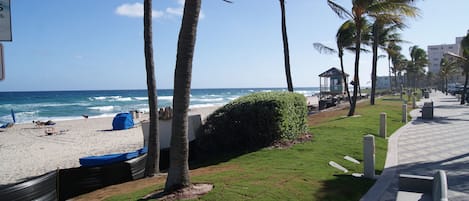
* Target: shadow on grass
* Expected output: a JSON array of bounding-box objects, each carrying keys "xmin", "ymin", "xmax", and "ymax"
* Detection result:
[{"xmin": 315, "ymin": 174, "xmax": 376, "ymax": 201}]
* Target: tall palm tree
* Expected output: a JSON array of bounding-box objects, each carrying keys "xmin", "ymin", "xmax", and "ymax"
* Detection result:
[
  {"xmin": 327, "ymin": 0, "xmax": 416, "ymax": 115},
  {"xmin": 445, "ymin": 33, "xmax": 469, "ymax": 104},
  {"xmin": 279, "ymin": 0, "xmax": 293, "ymax": 92},
  {"xmin": 408, "ymin": 45, "xmax": 427, "ymax": 89},
  {"xmin": 368, "ymin": 1, "xmax": 418, "ymax": 105},
  {"xmin": 385, "ymin": 41, "xmax": 402, "ymax": 90},
  {"xmin": 314, "ymin": 20, "xmax": 357, "ymax": 105},
  {"xmin": 439, "ymin": 57, "xmax": 457, "ymax": 95},
  {"xmin": 143, "ymin": 0, "xmax": 160, "ymax": 177},
  {"xmin": 164, "ymin": 0, "xmax": 201, "ymax": 192},
  {"xmin": 370, "ymin": 22, "xmax": 413, "ymax": 105}
]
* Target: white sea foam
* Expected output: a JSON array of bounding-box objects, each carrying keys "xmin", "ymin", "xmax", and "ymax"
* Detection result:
[
  {"xmin": 88, "ymin": 106, "xmax": 114, "ymax": 111},
  {"xmin": 115, "ymin": 97, "xmax": 132, "ymax": 102},
  {"xmin": 189, "ymin": 103, "xmax": 224, "ymax": 109},
  {"xmin": 192, "ymin": 98, "xmax": 224, "ymax": 102},
  {"xmin": 159, "ymin": 96, "xmax": 173, "ymax": 100},
  {"xmin": 134, "ymin": 97, "xmax": 148, "ymax": 101}
]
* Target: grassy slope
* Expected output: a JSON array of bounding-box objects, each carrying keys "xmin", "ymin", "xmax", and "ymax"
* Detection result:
[{"xmin": 106, "ymin": 97, "xmax": 405, "ymax": 201}]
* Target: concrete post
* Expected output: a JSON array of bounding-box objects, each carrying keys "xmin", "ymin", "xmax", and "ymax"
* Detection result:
[
  {"xmin": 379, "ymin": 113, "xmax": 387, "ymax": 138},
  {"xmin": 412, "ymin": 96, "xmax": 416, "ymax": 109},
  {"xmin": 363, "ymin": 135, "xmax": 375, "ymax": 179},
  {"xmin": 402, "ymin": 104, "xmax": 407, "ymax": 123}
]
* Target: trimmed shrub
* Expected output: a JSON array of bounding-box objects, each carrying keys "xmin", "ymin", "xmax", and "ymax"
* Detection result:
[{"xmin": 197, "ymin": 92, "xmax": 307, "ymax": 152}]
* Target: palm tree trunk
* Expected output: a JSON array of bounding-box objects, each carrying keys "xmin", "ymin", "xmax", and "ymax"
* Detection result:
[
  {"xmin": 370, "ymin": 23, "xmax": 379, "ymax": 105},
  {"xmin": 445, "ymin": 76, "xmax": 448, "ymax": 95},
  {"xmin": 164, "ymin": 0, "xmax": 201, "ymax": 192},
  {"xmin": 348, "ymin": 19, "xmax": 362, "ymax": 116},
  {"xmin": 340, "ymin": 55, "xmax": 351, "ymax": 105},
  {"xmin": 279, "ymin": 0, "xmax": 293, "ymax": 92},
  {"xmin": 143, "ymin": 0, "xmax": 160, "ymax": 177}
]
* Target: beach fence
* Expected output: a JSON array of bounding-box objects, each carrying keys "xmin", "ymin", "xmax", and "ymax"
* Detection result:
[
  {"xmin": 0, "ymin": 114, "xmax": 204, "ymax": 201},
  {"xmin": 0, "ymin": 154, "xmax": 146, "ymax": 201}
]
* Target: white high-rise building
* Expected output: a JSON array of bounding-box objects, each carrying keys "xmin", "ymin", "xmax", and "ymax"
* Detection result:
[{"xmin": 427, "ymin": 36, "xmax": 464, "ymax": 74}]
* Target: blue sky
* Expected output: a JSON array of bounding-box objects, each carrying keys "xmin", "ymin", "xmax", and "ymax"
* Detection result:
[{"xmin": 0, "ymin": 0, "xmax": 468, "ymax": 91}]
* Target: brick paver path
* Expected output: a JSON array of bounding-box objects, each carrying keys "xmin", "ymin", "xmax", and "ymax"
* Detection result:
[{"xmin": 379, "ymin": 91, "xmax": 469, "ymax": 200}]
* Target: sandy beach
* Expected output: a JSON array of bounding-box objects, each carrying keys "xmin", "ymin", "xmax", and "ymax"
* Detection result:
[{"xmin": 0, "ymin": 106, "xmax": 220, "ymax": 185}]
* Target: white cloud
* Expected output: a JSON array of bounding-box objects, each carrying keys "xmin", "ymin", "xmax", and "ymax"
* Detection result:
[
  {"xmin": 166, "ymin": 7, "xmax": 183, "ymax": 16},
  {"xmin": 115, "ymin": 3, "xmax": 164, "ymax": 18},
  {"xmin": 116, "ymin": 1, "xmax": 204, "ymax": 20}
]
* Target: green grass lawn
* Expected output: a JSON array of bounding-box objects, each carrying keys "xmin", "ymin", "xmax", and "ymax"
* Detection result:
[{"xmin": 106, "ymin": 97, "xmax": 405, "ymax": 201}]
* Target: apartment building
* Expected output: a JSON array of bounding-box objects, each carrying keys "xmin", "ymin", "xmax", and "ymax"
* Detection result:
[{"xmin": 427, "ymin": 35, "xmax": 464, "ymax": 74}]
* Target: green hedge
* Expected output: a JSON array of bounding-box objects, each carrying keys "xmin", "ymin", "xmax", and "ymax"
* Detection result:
[{"xmin": 197, "ymin": 92, "xmax": 307, "ymax": 152}]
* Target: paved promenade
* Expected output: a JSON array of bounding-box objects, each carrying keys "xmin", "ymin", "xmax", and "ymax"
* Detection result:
[{"xmin": 363, "ymin": 91, "xmax": 469, "ymax": 201}]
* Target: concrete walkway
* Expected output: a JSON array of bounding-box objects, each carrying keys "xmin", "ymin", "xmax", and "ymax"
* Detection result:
[{"xmin": 362, "ymin": 91, "xmax": 469, "ymax": 201}]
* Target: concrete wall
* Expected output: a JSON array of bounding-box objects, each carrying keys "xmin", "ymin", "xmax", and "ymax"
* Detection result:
[{"xmin": 141, "ymin": 114, "xmax": 202, "ymax": 149}]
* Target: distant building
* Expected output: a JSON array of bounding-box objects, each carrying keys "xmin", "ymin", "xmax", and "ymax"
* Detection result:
[
  {"xmin": 376, "ymin": 76, "xmax": 391, "ymax": 89},
  {"xmin": 376, "ymin": 76, "xmax": 405, "ymax": 90},
  {"xmin": 427, "ymin": 33, "xmax": 465, "ymax": 74}
]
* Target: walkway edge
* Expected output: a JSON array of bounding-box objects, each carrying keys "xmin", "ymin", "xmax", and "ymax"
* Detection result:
[{"xmin": 360, "ymin": 108, "xmax": 420, "ymax": 201}]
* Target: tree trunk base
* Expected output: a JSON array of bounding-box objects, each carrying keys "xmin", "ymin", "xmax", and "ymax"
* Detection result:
[{"xmin": 142, "ymin": 183, "xmax": 213, "ymax": 201}]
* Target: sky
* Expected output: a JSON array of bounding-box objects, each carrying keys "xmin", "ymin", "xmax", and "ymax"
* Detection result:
[{"xmin": 0, "ymin": 0, "xmax": 468, "ymax": 91}]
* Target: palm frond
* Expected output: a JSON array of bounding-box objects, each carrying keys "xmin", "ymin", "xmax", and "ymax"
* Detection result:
[
  {"xmin": 327, "ymin": 0, "xmax": 353, "ymax": 20},
  {"xmin": 313, "ymin": 43, "xmax": 337, "ymax": 55}
]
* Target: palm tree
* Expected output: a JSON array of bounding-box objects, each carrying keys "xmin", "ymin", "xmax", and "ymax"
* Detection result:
[
  {"xmin": 408, "ymin": 45, "xmax": 427, "ymax": 89},
  {"xmin": 445, "ymin": 33, "xmax": 469, "ymax": 104},
  {"xmin": 439, "ymin": 57, "xmax": 458, "ymax": 95},
  {"xmin": 279, "ymin": 0, "xmax": 293, "ymax": 92},
  {"xmin": 143, "ymin": 0, "xmax": 160, "ymax": 177},
  {"xmin": 385, "ymin": 41, "xmax": 402, "ymax": 90},
  {"xmin": 327, "ymin": 0, "xmax": 417, "ymax": 115},
  {"xmin": 368, "ymin": 3, "xmax": 418, "ymax": 105},
  {"xmin": 314, "ymin": 20, "xmax": 357, "ymax": 105},
  {"xmin": 164, "ymin": 0, "xmax": 201, "ymax": 192}
]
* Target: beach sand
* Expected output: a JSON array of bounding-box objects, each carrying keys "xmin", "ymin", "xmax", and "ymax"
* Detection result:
[{"xmin": 0, "ymin": 106, "xmax": 220, "ymax": 185}]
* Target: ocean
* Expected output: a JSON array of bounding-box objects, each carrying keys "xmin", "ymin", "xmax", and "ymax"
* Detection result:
[{"xmin": 0, "ymin": 87, "xmax": 319, "ymax": 124}]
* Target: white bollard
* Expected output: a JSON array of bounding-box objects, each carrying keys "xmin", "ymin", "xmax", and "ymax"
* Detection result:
[
  {"xmin": 380, "ymin": 113, "xmax": 387, "ymax": 138},
  {"xmin": 402, "ymin": 104, "xmax": 407, "ymax": 123},
  {"xmin": 363, "ymin": 135, "xmax": 375, "ymax": 179}
]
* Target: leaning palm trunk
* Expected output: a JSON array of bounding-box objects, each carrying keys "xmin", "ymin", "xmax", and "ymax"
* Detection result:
[
  {"xmin": 348, "ymin": 20, "xmax": 362, "ymax": 116},
  {"xmin": 279, "ymin": 0, "xmax": 293, "ymax": 92},
  {"xmin": 339, "ymin": 54, "xmax": 352, "ymax": 105},
  {"xmin": 164, "ymin": 0, "xmax": 201, "ymax": 192},
  {"xmin": 143, "ymin": 0, "xmax": 160, "ymax": 177},
  {"xmin": 370, "ymin": 23, "xmax": 379, "ymax": 105}
]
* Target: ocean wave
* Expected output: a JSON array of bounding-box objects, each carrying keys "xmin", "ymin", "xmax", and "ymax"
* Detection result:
[
  {"xmin": 134, "ymin": 97, "xmax": 148, "ymax": 101},
  {"xmin": 189, "ymin": 103, "xmax": 224, "ymax": 109},
  {"xmin": 159, "ymin": 96, "xmax": 173, "ymax": 100},
  {"xmin": 88, "ymin": 106, "xmax": 115, "ymax": 111},
  {"xmin": 115, "ymin": 97, "xmax": 132, "ymax": 102},
  {"xmin": 191, "ymin": 98, "xmax": 224, "ymax": 102}
]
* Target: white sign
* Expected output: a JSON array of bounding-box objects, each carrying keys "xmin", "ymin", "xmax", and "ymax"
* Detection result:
[
  {"xmin": 0, "ymin": 44, "xmax": 4, "ymax": 80},
  {"xmin": 0, "ymin": 0, "xmax": 12, "ymax": 41}
]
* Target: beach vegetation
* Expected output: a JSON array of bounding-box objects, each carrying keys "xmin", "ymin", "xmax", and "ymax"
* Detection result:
[
  {"xmin": 197, "ymin": 91, "xmax": 307, "ymax": 153},
  {"xmin": 97, "ymin": 96, "xmax": 405, "ymax": 201},
  {"xmin": 143, "ymin": 0, "xmax": 161, "ymax": 177}
]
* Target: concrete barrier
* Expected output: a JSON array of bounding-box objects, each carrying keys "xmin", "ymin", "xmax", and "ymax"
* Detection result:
[{"xmin": 141, "ymin": 114, "xmax": 202, "ymax": 149}]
